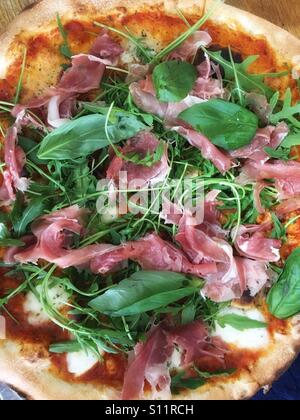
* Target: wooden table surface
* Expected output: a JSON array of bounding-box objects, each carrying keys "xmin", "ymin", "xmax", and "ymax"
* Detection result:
[{"xmin": 0, "ymin": 0, "xmax": 299, "ymax": 38}]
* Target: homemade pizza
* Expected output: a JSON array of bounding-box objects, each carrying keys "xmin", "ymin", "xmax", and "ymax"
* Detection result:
[{"xmin": 0, "ymin": 0, "xmax": 300, "ymax": 400}]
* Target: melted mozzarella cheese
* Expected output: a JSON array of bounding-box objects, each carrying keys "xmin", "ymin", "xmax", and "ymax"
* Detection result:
[
  {"xmin": 168, "ymin": 347, "xmax": 183, "ymax": 370},
  {"xmin": 24, "ymin": 285, "xmax": 69, "ymax": 326},
  {"xmin": 66, "ymin": 350, "xmax": 100, "ymax": 376},
  {"xmin": 213, "ymin": 307, "xmax": 270, "ymax": 350}
]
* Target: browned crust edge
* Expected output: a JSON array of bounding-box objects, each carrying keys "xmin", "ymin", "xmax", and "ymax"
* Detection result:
[{"xmin": 0, "ymin": 0, "xmax": 300, "ymax": 400}]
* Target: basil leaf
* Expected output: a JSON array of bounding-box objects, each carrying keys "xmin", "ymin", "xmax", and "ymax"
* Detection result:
[
  {"xmin": 267, "ymin": 247, "xmax": 300, "ymax": 319},
  {"xmin": 89, "ymin": 271, "xmax": 194, "ymax": 316},
  {"xmin": 37, "ymin": 113, "xmax": 146, "ymax": 160},
  {"xmin": 153, "ymin": 61, "xmax": 197, "ymax": 103},
  {"xmin": 19, "ymin": 136, "xmax": 46, "ymax": 165},
  {"xmin": 280, "ymin": 132, "xmax": 300, "ymax": 148},
  {"xmin": 181, "ymin": 300, "xmax": 197, "ymax": 324},
  {"xmin": 179, "ymin": 99, "xmax": 258, "ymax": 151},
  {"xmin": 13, "ymin": 198, "xmax": 47, "ymax": 236},
  {"xmin": 216, "ymin": 314, "xmax": 268, "ymax": 331},
  {"xmin": 49, "ymin": 341, "xmax": 82, "ymax": 354}
]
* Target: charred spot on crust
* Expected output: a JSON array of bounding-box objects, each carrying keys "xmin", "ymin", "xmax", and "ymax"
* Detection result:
[{"xmin": 240, "ymin": 290, "xmax": 255, "ymax": 305}]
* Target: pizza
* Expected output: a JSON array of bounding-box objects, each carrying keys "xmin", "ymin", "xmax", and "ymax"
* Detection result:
[{"xmin": 0, "ymin": 0, "xmax": 300, "ymax": 401}]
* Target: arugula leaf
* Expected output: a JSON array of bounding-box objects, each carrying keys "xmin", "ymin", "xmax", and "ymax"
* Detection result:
[
  {"xmin": 150, "ymin": 0, "xmax": 222, "ymax": 64},
  {"xmin": 152, "ymin": 61, "xmax": 197, "ymax": 102},
  {"xmin": 194, "ymin": 367, "xmax": 236, "ymax": 379},
  {"xmin": 280, "ymin": 132, "xmax": 300, "ymax": 148},
  {"xmin": 49, "ymin": 341, "xmax": 82, "ymax": 354},
  {"xmin": 264, "ymin": 146, "xmax": 290, "ymax": 161},
  {"xmin": 171, "ymin": 371, "xmax": 205, "ymax": 394},
  {"xmin": 179, "ymin": 99, "xmax": 258, "ymax": 151},
  {"xmin": 13, "ymin": 198, "xmax": 47, "ymax": 236},
  {"xmin": 216, "ymin": 314, "xmax": 268, "ymax": 331},
  {"xmin": 171, "ymin": 367, "xmax": 236, "ymax": 394},
  {"xmin": 270, "ymin": 88, "xmax": 300, "ymax": 128},
  {"xmin": 56, "ymin": 14, "xmax": 72, "ymax": 59},
  {"xmin": 125, "ymin": 141, "xmax": 165, "ymax": 168},
  {"xmin": 89, "ymin": 271, "xmax": 197, "ymax": 317},
  {"xmin": 0, "ymin": 223, "xmax": 25, "ymax": 247},
  {"xmin": 205, "ymin": 50, "xmax": 287, "ymax": 98},
  {"xmin": 37, "ymin": 113, "xmax": 146, "ymax": 160},
  {"xmin": 270, "ymin": 212, "xmax": 286, "ymax": 240},
  {"xmin": 267, "ymin": 247, "xmax": 300, "ymax": 319}
]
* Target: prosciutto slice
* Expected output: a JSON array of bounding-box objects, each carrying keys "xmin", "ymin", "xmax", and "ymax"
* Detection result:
[
  {"xmin": 14, "ymin": 205, "xmax": 87, "ymax": 264},
  {"xmin": 276, "ymin": 196, "xmax": 300, "ymax": 217},
  {"xmin": 107, "ymin": 131, "xmax": 170, "ymax": 188},
  {"xmin": 12, "ymin": 31, "xmax": 122, "ymax": 128},
  {"xmin": 90, "ymin": 233, "xmax": 216, "ymax": 277},
  {"xmin": 237, "ymin": 160, "xmax": 300, "ymax": 199},
  {"xmin": 122, "ymin": 327, "xmax": 173, "ymax": 400},
  {"xmin": 230, "ymin": 122, "xmax": 289, "ymax": 162},
  {"xmin": 172, "ymin": 126, "xmax": 232, "ymax": 174},
  {"xmin": 0, "ymin": 126, "xmax": 29, "ymax": 205},
  {"xmin": 122, "ymin": 320, "xmax": 227, "ymax": 400},
  {"xmin": 232, "ymin": 224, "xmax": 281, "ymax": 262},
  {"xmin": 167, "ymin": 321, "xmax": 227, "ymax": 366},
  {"xmin": 168, "ymin": 31, "xmax": 212, "ymax": 61}
]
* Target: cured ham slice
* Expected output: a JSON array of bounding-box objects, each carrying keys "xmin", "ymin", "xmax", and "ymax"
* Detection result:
[
  {"xmin": 107, "ymin": 131, "xmax": 170, "ymax": 188},
  {"xmin": 0, "ymin": 126, "xmax": 29, "ymax": 204},
  {"xmin": 122, "ymin": 327, "xmax": 173, "ymax": 400},
  {"xmin": 232, "ymin": 224, "xmax": 281, "ymax": 263},
  {"xmin": 276, "ymin": 196, "xmax": 300, "ymax": 217},
  {"xmin": 172, "ymin": 126, "xmax": 232, "ymax": 174},
  {"xmin": 89, "ymin": 30, "xmax": 124, "ymax": 65},
  {"xmin": 14, "ymin": 205, "xmax": 87, "ymax": 264},
  {"xmin": 167, "ymin": 321, "xmax": 227, "ymax": 365},
  {"xmin": 122, "ymin": 320, "xmax": 227, "ymax": 400},
  {"xmin": 168, "ymin": 31, "xmax": 212, "ymax": 61},
  {"xmin": 230, "ymin": 122, "xmax": 289, "ymax": 162},
  {"xmin": 237, "ymin": 160, "xmax": 300, "ymax": 199},
  {"xmin": 12, "ymin": 32, "xmax": 122, "ymax": 128},
  {"xmin": 90, "ymin": 233, "xmax": 216, "ymax": 277}
]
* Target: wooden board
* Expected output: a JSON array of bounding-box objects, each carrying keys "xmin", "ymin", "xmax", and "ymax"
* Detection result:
[{"xmin": 0, "ymin": 0, "xmax": 300, "ymax": 38}]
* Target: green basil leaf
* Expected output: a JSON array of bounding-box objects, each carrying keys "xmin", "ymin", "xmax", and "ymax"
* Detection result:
[
  {"xmin": 216, "ymin": 314, "xmax": 268, "ymax": 331},
  {"xmin": 152, "ymin": 61, "xmax": 197, "ymax": 103},
  {"xmin": 89, "ymin": 271, "xmax": 192, "ymax": 316},
  {"xmin": 181, "ymin": 300, "xmax": 197, "ymax": 324},
  {"xmin": 19, "ymin": 136, "xmax": 46, "ymax": 165},
  {"xmin": 179, "ymin": 99, "xmax": 258, "ymax": 151},
  {"xmin": 37, "ymin": 113, "xmax": 146, "ymax": 160},
  {"xmin": 14, "ymin": 198, "xmax": 47, "ymax": 236},
  {"xmin": 280, "ymin": 132, "xmax": 300, "ymax": 148},
  {"xmin": 267, "ymin": 247, "xmax": 300, "ymax": 319}
]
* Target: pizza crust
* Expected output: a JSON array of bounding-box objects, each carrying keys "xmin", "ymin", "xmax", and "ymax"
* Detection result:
[{"xmin": 0, "ymin": 0, "xmax": 300, "ymax": 400}]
